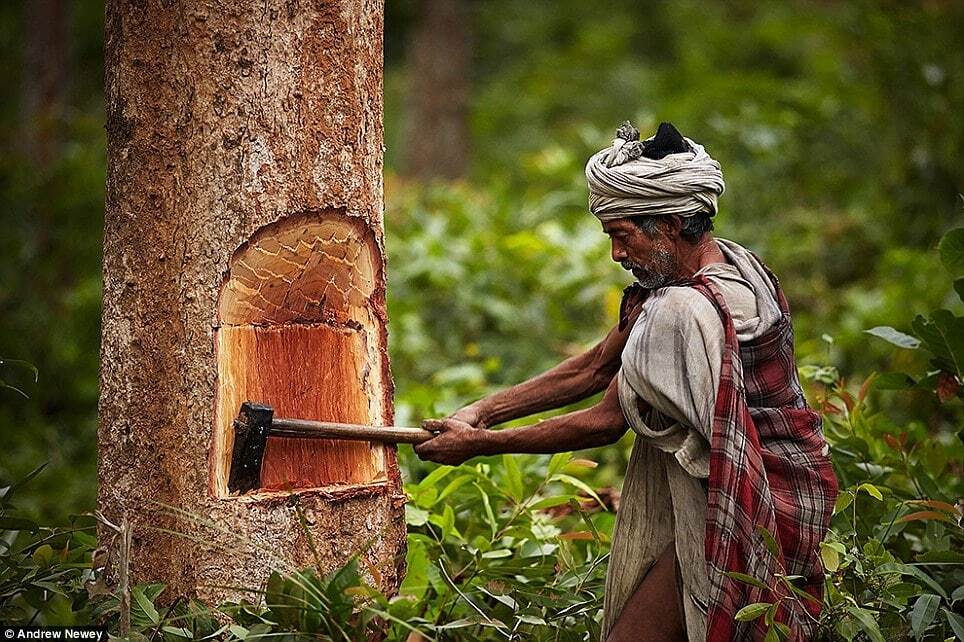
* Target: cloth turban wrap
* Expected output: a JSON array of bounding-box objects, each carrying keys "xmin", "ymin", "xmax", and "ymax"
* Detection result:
[{"xmin": 585, "ymin": 127, "xmax": 725, "ymax": 222}]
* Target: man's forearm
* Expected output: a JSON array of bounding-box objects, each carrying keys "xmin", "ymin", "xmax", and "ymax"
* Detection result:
[
  {"xmin": 471, "ymin": 311, "xmax": 642, "ymax": 428},
  {"xmin": 415, "ymin": 376, "xmax": 629, "ymax": 466},
  {"xmin": 474, "ymin": 404, "xmax": 627, "ymax": 455},
  {"xmin": 476, "ymin": 357, "xmax": 607, "ymax": 427}
]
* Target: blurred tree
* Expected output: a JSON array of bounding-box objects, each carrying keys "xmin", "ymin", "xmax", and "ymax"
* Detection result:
[
  {"xmin": 20, "ymin": 0, "xmax": 68, "ymax": 168},
  {"xmin": 401, "ymin": 0, "xmax": 471, "ymax": 179}
]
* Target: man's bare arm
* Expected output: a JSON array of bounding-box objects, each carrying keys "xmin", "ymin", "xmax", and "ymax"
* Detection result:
[
  {"xmin": 416, "ymin": 376, "xmax": 629, "ymax": 465},
  {"xmin": 463, "ymin": 305, "xmax": 643, "ymax": 428}
]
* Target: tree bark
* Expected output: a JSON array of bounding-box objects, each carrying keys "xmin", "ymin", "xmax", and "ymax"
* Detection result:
[
  {"xmin": 401, "ymin": 0, "xmax": 470, "ymax": 180},
  {"xmin": 98, "ymin": 0, "xmax": 405, "ymax": 603}
]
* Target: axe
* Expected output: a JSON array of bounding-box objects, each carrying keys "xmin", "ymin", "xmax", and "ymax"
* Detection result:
[{"xmin": 228, "ymin": 401, "xmax": 435, "ymax": 494}]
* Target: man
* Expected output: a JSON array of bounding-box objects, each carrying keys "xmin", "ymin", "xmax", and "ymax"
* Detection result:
[{"xmin": 414, "ymin": 121, "xmax": 837, "ymax": 642}]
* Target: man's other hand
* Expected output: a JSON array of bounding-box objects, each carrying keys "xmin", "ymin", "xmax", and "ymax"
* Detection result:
[{"xmin": 414, "ymin": 418, "xmax": 485, "ymax": 466}]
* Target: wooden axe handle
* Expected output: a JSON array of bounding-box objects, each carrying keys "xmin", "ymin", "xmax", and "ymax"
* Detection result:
[
  {"xmin": 228, "ymin": 402, "xmax": 437, "ymax": 495},
  {"xmin": 272, "ymin": 417, "xmax": 435, "ymax": 444}
]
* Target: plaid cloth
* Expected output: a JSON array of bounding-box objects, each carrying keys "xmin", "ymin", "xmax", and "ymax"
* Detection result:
[{"xmin": 673, "ymin": 262, "xmax": 838, "ymax": 641}]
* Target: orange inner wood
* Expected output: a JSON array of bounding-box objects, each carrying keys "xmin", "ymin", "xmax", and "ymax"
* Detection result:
[
  {"xmin": 213, "ymin": 213, "xmax": 386, "ymax": 496},
  {"xmin": 217, "ymin": 324, "xmax": 378, "ymax": 490}
]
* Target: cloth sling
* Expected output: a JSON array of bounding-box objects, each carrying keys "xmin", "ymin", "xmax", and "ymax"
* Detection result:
[{"xmin": 681, "ymin": 267, "xmax": 838, "ymax": 640}]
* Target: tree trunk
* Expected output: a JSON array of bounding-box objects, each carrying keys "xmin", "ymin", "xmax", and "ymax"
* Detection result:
[
  {"xmin": 21, "ymin": 0, "xmax": 68, "ymax": 168},
  {"xmin": 401, "ymin": 0, "xmax": 470, "ymax": 180},
  {"xmin": 98, "ymin": 0, "xmax": 406, "ymax": 603}
]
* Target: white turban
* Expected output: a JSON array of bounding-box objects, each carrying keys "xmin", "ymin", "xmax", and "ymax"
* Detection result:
[{"xmin": 585, "ymin": 127, "xmax": 725, "ymax": 221}]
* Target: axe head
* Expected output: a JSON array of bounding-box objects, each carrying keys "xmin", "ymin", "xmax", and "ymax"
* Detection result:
[{"xmin": 228, "ymin": 401, "xmax": 274, "ymax": 494}]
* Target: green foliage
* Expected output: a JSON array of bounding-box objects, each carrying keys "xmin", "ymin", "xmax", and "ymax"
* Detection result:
[
  {"xmin": 0, "ymin": 466, "xmax": 101, "ymax": 626},
  {"xmin": 391, "ymin": 452, "xmax": 611, "ymax": 640}
]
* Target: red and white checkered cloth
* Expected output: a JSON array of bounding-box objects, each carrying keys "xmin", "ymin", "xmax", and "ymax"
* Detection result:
[{"xmin": 684, "ymin": 262, "xmax": 838, "ymax": 641}]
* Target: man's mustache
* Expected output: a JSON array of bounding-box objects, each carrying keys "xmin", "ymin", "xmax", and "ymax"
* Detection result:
[{"xmin": 621, "ymin": 260, "xmax": 642, "ymax": 272}]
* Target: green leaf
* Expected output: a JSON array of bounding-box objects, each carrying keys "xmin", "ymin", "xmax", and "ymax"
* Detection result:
[
  {"xmin": 724, "ymin": 571, "xmax": 769, "ymax": 591},
  {"xmin": 0, "ymin": 358, "xmax": 39, "ymax": 381},
  {"xmin": 757, "ymin": 525, "xmax": 780, "ymax": 559},
  {"xmin": 820, "ymin": 542, "xmax": 840, "ymax": 572},
  {"xmin": 872, "ymin": 372, "xmax": 917, "ymax": 390},
  {"xmin": 857, "ymin": 483, "xmax": 883, "ymax": 501},
  {"xmin": 773, "ymin": 622, "xmax": 791, "ymax": 640},
  {"xmin": 476, "ymin": 483, "xmax": 498, "ymax": 538},
  {"xmin": 911, "ymin": 594, "xmax": 940, "ymax": 639},
  {"xmin": 437, "ymin": 474, "xmax": 472, "ymax": 502},
  {"xmin": 32, "ymin": 544, "xmax": 55, "ymax": 567},
  {"xmin": 938, "ymin": 227, "xmax": 964, "ymax": 274},
  {"xmin": 864, "ymin": 326, "xmax": 920, "ymax": 349},
  {"xmin": 833, "ymin": 491, "xmax": 855, "ymax": 514},
  {"xmin": 405, "ymin": 504, "xmax": 429, "ymax": 527},
  {"xmin": 228, "ymin": 625, "xmax": 249, "ymax": 640},
  {"xmin": 912, "ymin": 311, "xmax": 964, "ymax": 377},
  {"xmin": 877, "ymin": 563, "xmax": 948, "ymax": 599},
  {"xmin": 943, "ymin": 608, "xmax": 964, "ymax": 640},
  {"xmin": 132, "ymin": 585, "xmax": 161, "ymax": 625},
  {"xmin": 955, "ymin": 277, "xmax": 964, "ymax": 303},
  {"xmin": 481, "ymin": 549, "xmax": 512, "ymax": 559},
  {"xmin": 845, "ymin": 606, "xmax": 885, "ymax": 642},
  {"xmin": 416, "ymin": 466, "xmax": 454, "ymax": 494},
  {"xmin": 547, "ymin": 452, "xmax": 571, "ymax": 477},
  {"xmin": 161, "ymin": 627, "xmax": 192, "ymax": 639},
  {"xmin": 734, "ymin": 602, "xmax": 771, "ymax": 621},
  {"xmin": 503, "ymin": 454, "xmax": 524, "ymax": 502},
  {"xmin": 952, "ymin": 585, "xmax": 964, "ymax": 603},
  {"xmin": 550, "ymin": 473, "xmax": 603, "ymax": 507},
  {"xmin": 530, "ymin": 495, "xmax": 575, "ymax": 510},
  {"xmin": 517, "ymin": 614, "xmax": 546, "ymax": 626},
  {"xmin": 0, "ymin": 516, "xmax": 38, "ymax": 531},
  {"xmin": 400, "ymin": 540, "xmax": 429, "ymax": 599}
]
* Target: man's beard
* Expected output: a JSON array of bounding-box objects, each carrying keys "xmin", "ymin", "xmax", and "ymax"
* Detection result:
[{"xmin": 622, "ymin": 244, "xmax": 678, "ymax": 289}]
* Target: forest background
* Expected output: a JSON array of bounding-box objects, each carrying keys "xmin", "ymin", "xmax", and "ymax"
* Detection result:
[{"xmin": 0, "ymin": 1, "xmax": 962, "ymax": 640}]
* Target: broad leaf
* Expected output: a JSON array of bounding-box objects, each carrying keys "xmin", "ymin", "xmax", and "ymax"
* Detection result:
[
  {"xmin": 938, "ymin": 227, "xmax": 964, "ymax": 274},
  {"xmin": 734, "ymin": 602, "xmax": 771, "ymax": 621},
  {"xmin": 845, "ymin": 606, "xmax": 885, "ymax": 642},
  {"xmin": 910, "ymin": 594, "xmax": 940, "ymax": 639},
  {"xmin": 864, "ymin": 326, "xmax": 920, "ymax": 349}
]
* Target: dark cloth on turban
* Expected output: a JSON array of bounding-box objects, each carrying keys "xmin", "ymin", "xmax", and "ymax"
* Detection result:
[{"xmin": 586, "ymin": 121, "xmax": 725, "ymax": 221}]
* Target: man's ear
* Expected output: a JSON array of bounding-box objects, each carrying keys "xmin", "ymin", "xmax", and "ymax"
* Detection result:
[{"xmin": 659, "ymin": 215, "xmax": 683, "ymax": 240}]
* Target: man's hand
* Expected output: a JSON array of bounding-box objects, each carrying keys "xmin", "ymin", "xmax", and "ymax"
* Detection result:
[
  {"xmin": 449, "ymin": 402, "xmax": 489, "ymax": 430},
  {"xmin": 414, "ymin": 418, "xmax": 487, "ymax": 466}
]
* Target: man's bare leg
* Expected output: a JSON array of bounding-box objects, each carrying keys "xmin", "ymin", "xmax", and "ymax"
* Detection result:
[{"xmin": 606, "ymin": 542, "xmax": 686, "ymax": 642}]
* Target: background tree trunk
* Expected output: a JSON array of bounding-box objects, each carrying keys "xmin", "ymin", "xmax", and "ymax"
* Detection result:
[
  {"xmin": 98, "ymin": 0, "xmax": 405, "ymax": 603},
  {"xmin": 20, "ymin": 0, "xmax": 68, "ymax": 168},
  {"xmin": 401, "ymin": 0, "xmax": 470, "ymax": 180}
]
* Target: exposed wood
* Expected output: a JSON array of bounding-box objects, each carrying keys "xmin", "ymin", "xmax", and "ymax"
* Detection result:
[
  {"xmin": 98, "ymin": 0, "xmax": 405, "ymax": 604},
  {"xmin": 213, "ymin": 213, "xmax": 389, "ymax": 494}
]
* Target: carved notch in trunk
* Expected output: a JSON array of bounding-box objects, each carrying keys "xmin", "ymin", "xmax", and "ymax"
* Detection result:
[{"xmin": 212, "ymin": 210, "xmax": 387, "ymax": 497}]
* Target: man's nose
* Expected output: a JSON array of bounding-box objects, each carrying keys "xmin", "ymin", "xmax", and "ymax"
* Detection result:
[{"xmin": 611, "ymin": 243, "xmax": 626, "ymax": 263}]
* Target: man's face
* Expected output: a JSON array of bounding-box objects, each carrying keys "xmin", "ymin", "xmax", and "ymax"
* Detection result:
[{"xmin": 601, "ymin": 218, "xmax": 680, "ymax": 289}]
